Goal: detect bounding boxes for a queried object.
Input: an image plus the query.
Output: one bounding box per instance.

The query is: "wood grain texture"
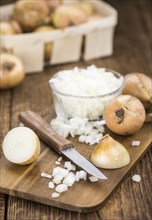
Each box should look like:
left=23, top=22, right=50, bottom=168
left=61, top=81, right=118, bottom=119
left=0, top=78, right=12, bottom=220
left=0, top=194, right=5, bottom=220
left=0, top=0, right=152, bottom=219
left=0, top=113, right=151, bottom=212
left=6, top=196, right=100, bottom=220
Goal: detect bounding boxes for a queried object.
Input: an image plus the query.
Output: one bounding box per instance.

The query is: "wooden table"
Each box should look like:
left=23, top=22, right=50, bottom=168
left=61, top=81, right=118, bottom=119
left=0, top=0, right=152, bottom=219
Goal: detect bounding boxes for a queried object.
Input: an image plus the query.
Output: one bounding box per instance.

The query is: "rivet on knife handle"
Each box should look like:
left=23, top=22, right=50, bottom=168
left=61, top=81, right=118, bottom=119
left=19, top=111, right=73, bottom=154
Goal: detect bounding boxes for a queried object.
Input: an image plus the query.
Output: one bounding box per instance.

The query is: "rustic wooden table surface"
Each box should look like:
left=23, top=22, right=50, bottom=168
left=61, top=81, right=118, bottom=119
left=0, top=0, right=152, bottom=219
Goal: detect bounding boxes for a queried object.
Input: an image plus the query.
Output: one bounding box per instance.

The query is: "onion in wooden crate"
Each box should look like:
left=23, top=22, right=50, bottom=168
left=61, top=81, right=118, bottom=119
left=0, top=0, right=117, bottom=73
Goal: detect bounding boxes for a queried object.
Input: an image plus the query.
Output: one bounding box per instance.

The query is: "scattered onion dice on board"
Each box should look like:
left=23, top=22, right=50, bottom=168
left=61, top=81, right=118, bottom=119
left=41, top=159, right=100, bottom=198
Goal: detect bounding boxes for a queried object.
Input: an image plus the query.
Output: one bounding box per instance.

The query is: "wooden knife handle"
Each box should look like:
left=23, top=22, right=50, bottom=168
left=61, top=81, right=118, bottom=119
left=19, top=111, right=73, bottom=153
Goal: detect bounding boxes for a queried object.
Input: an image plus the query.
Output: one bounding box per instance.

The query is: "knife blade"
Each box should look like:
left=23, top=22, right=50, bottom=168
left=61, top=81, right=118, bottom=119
left=19, top=111, right=107, bottom=180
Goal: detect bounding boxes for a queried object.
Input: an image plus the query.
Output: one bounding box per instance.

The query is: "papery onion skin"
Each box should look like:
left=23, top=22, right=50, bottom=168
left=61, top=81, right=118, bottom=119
left=52, top=5, right=87, bottom=28
left=46, top=0, right=63, bottom=10
left=0, top=53, right=25, bottom=89
left=75, top=2, right=94, bottom=16
left=0, top=20, right=22, bottom=35
left=123, top=73, right=152, bottom=109
left=91, top=134, right=130, bottom=169
left=103, top=95, right=146, bottom=135
left=0, top=21, right=16, bottom=35
left=10, top=20, right=23, bottom=34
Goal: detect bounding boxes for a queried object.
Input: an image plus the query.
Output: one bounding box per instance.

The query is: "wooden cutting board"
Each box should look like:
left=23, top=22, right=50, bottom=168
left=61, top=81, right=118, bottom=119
left=0, top=113, right=151, bottom=213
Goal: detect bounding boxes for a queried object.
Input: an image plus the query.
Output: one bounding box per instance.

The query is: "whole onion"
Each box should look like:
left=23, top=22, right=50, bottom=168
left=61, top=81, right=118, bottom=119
left=103, top=95, right=146, bottom=135
left=0, top=20, right=22, bottom=35
left=0, top=53, right=25, bottom=89
left=52, top=5, right=87, bottom=28
left=13, top=0, right=51, bottom=32
left=123, top=73, right=152, bottom=109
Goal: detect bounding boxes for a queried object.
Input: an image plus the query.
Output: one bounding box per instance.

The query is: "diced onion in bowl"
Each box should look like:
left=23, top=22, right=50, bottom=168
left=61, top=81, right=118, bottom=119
left=49, top=65, right=124, bottom=120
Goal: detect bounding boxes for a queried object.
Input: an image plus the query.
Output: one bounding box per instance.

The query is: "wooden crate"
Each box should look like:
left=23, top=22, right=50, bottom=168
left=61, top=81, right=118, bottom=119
left=0, top=0, right=117, bottom=73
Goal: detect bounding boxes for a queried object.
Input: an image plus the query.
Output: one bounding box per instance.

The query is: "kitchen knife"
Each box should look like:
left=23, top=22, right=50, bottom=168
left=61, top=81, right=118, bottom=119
left=19, top=111, right=107, bottom=180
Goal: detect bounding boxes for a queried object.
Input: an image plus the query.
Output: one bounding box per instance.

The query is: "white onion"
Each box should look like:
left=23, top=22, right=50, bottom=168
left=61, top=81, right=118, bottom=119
left=64, top=161, right=76, bottom=171
left=77, top=170, right=87, bottom=180
left=49, top=65, right=124, bottom=119
left=41, top=158, right=100, bottom=199
left=51, top=192, right=60, bottom=198
left=55, top=184, right=68, bottom=193
left=2, top=127, right=40, bottom=165
left=63, top=172, right=76, bottom=187
left=41, top=172, right=52, bottom=179
left=52, top=174, right=63, bottom=184
left=132, top=174, right=141, bottom=182
left=131, top=141, right=140, bottom=146
left=57, top=156, right=63, bottom=162
left=48, top=181, right=55, bottom=189
left=52, top=167, right=69, bottom=178
left=89, top=176, right=99, bottom=182
left=51, top=116, right=105, bottom=145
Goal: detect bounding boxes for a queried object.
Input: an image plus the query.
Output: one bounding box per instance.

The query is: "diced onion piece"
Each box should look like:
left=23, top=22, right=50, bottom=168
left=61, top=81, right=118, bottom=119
left=79, top=170, right=87, bottom=180
left=19, top=123, right=24, bottom=127
left=132, top=174, right=141, bottom=182
left=93, top=120, right=106, bottom=128
left=57, top=156, right=63, bottom=162
left=64, top=161, right=76, bottom=171
left=75, top=171, right=80, bottom=182
left=63, top=172, right=76, bottom=186
left=55, top=184, right=68, bottom=193
left=52, top=192, right=60, bottom=198
left=52, top=167, right=69, bottom=178
left=41, top=172, right=52, bottom=179
left=48, top=181, right=55, bottom=189
left=75, top=170, right=87, bottom=181
left=89, top=176, right=99, bottom=182
left=131, top=141, right=140, bottom=146
left=78, top=135, right=86, bottom=143
left=52, top=174, right=63, bottom=184
left=55, top=161, right=60, bottom=165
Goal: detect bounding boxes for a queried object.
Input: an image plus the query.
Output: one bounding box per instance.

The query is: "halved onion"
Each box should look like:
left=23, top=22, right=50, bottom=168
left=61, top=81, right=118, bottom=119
left=2, top=127, right=40, bottom=165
